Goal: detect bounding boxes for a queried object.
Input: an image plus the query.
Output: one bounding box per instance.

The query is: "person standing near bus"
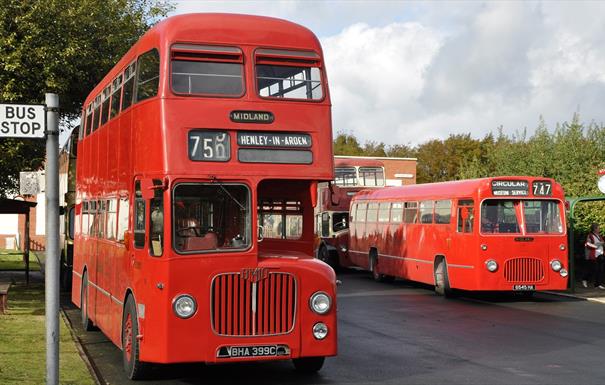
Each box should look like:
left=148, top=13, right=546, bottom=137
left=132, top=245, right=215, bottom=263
left=583, top=223, right=605, bottom=289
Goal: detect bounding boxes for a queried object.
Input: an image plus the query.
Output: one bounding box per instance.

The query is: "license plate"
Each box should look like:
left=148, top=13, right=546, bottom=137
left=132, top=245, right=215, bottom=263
left=216, top=344, right=290, bottom=359
left=513, top=284, right=535, bottom=291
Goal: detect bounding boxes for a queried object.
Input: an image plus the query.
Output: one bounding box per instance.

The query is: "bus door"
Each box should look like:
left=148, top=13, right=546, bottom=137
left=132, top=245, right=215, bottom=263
left=451, top=199, right=476, bottom=289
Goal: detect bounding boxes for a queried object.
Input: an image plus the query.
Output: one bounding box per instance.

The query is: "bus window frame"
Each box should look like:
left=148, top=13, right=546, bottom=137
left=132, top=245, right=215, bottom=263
left=254, top=47, right=325, bottom=103
left=169, top=43, right=246, bottom=99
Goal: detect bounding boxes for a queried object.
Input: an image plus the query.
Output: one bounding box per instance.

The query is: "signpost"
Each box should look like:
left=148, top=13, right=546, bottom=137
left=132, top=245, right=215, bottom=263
left=1, top=96, right=60, bottom=385
left=0, top=103, right=45, bottom=138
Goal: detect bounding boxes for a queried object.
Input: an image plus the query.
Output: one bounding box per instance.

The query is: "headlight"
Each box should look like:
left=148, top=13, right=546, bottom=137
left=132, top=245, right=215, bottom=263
left=559, top=268, right=568, bottom=277
left=309, top=291, right=331, bottom=315
left=173, top=294, right=197, bottom=319
left=485, top=259, right=498, bottom=272
left=313, top=322, right=328, bottom=340
left=550, top=260, right=562, bottom=272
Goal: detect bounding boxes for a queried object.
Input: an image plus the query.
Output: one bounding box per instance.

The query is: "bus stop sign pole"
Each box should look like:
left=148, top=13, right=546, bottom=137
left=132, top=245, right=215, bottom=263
left=45, top=93, right=60, bottom=385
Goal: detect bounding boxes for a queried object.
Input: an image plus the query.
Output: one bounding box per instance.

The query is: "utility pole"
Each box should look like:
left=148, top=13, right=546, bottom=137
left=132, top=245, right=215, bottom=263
left=45, top=93, right=60, bottom=385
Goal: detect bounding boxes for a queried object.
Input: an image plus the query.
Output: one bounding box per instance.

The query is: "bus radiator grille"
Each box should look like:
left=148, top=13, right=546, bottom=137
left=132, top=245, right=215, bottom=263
left=211, top=272, right=297, bottom=336
left=503, top=257, right=545, bottom=283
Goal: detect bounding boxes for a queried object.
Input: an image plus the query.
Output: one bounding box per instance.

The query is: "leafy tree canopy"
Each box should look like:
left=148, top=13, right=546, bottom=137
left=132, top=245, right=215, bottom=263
left=0, top=0, right=172, bottom=196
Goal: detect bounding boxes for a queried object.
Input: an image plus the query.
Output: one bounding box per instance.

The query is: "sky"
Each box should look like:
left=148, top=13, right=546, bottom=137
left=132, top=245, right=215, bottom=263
left=171, top=0, right=605, bottom=147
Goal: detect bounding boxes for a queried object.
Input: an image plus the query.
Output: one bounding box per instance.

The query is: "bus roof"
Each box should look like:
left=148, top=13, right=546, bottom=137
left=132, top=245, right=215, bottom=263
left=352, top=176, right=563, bottom=201
left=85, top=13, right=323, bottom=105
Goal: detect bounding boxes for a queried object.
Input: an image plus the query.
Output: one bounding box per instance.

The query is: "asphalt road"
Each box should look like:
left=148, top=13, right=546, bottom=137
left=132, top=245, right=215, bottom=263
left=62, top=269, right=605, bottom=385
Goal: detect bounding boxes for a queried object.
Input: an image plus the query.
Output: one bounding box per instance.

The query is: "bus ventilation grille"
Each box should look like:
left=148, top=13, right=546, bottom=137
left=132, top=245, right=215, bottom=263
left=211, top=272, right=297, bottom=336
left=504, top=257, right=545, bottom=283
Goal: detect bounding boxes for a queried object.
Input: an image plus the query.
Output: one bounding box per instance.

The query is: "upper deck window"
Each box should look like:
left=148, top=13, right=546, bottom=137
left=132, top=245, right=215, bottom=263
left=136, top=49, right=160, bottom=102
left=255, top=48, right=323, bottom=100
left=171, top=44, right=244, bottom=97
left=359, top=167, right=385, bottom=187
left=335, top=167, right=357, bottom=187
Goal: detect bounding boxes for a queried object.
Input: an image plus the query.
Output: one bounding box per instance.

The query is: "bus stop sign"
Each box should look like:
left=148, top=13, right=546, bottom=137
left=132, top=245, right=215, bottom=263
left=0, top=103, right=46, bottom=138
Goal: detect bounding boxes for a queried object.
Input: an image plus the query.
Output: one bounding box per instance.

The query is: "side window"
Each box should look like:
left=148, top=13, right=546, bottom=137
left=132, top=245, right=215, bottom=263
left=134, top=181, right=146, bottom=248
left=85, top=104, right=93, bottom=136
left=435, top=200, right=452, bottom=224
left=378, top=202, right=390, bottom=223
left=149, top=180, right=164, bottom=256
left=110, top=74, right=123, bottom=119
left=97, top=200, right=106, bottom=239
left=117, top=196, right=129, bottom=242
left=100, top=85, right=111, bottom=126
left=89, top=200, right=97, bottom=236
left=419, top=200, right=434, bottom=224
left=391, top=202, right=403, bottom=223
left=321, top=212, right=330, bottom=237
left=457, top=199, right=474, bottom=233
left=92, top=95, right=101, bottom=132
left=404, top=202, right=418, bottom=224
left=366, top=202, right=379, bottom=222
left=122, top=61, right=136, bottom=111
left=106, top=199, right=117, bottom=240
left=136, top=49, right=160, bottom=102
left=81, top=201, right=89, bottom=236
left=356, top=203, right=367, bottom=223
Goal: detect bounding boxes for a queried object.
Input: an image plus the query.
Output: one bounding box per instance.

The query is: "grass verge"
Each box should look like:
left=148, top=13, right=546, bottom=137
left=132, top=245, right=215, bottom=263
left=0, top=282, right=95, bottom=385
left=0, top=250, right=40, bottom=271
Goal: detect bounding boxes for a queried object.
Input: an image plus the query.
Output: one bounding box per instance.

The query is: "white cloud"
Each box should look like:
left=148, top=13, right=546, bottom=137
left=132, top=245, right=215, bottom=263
left=322, top=22, right=442, bottom=143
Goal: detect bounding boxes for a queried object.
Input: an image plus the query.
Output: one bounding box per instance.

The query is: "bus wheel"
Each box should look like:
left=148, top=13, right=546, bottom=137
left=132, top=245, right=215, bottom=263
left=370, top=253, right=394, bottom=283
left=434, top=259, right=453, bottom=297
left=81, top=271, right=95, bottom=331
left=318, top=246, right=337, bottom=269
left=122, top=296, right=150, bottom=380
left=292, top=356, right=325, bottom=373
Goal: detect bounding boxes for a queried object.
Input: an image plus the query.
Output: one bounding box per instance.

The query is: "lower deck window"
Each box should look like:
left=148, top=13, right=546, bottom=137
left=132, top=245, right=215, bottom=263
left=173, top=183, right=250, bottom=252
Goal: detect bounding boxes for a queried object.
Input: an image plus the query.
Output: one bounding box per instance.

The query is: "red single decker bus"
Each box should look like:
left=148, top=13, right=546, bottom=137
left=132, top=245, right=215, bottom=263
left=71, top=14, right=337, bottom=379
left=349, top=177, right=568, bottom=296
left=315, top=157, right=385, bottom=268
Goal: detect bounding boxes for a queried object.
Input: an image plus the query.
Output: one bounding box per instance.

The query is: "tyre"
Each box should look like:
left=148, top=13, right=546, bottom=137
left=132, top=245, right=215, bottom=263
left=434, top=258, right=454, bottom=297
left=370, top=252, right=394, bottom=283
left=292, top=356, right=325, bottom=373
left=318, top=245, right=338, bottom=270
left=122, top=296, right=150, bottom=380
left=81, top=271, right=95, bottom=331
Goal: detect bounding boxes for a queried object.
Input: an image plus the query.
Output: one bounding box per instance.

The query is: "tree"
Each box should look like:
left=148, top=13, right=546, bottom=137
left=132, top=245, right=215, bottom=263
left=333, top=131, right=364, bottom=156
left=0, top=0, right=172, bottom=196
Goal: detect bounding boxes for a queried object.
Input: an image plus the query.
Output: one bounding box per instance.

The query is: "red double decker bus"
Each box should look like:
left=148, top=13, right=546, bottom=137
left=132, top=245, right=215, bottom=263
left=315, top=157, right=385, bottom=268
left=71, top=14, right=337, bottom=379
left=349, top=177, right=568, bottom=296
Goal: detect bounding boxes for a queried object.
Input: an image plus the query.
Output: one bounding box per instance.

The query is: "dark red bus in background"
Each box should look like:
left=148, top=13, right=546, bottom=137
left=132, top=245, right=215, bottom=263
left=72, top=13, right=337, bottom=379
left=315, top=157, right=385, bottom=268
left=349, top=177, right=568, bottom=296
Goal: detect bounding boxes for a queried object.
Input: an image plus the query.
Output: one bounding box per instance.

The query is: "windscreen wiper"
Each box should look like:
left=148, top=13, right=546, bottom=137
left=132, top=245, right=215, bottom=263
left=210, top=176, right=247, bottom=212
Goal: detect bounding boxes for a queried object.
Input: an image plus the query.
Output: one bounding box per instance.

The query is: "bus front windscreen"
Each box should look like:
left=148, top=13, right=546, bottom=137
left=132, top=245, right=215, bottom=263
left=523, top=200, right=563, bottom=234
left=173, top=183, right=250, bottom=252
left=481, top=199, right=563, bottom=235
